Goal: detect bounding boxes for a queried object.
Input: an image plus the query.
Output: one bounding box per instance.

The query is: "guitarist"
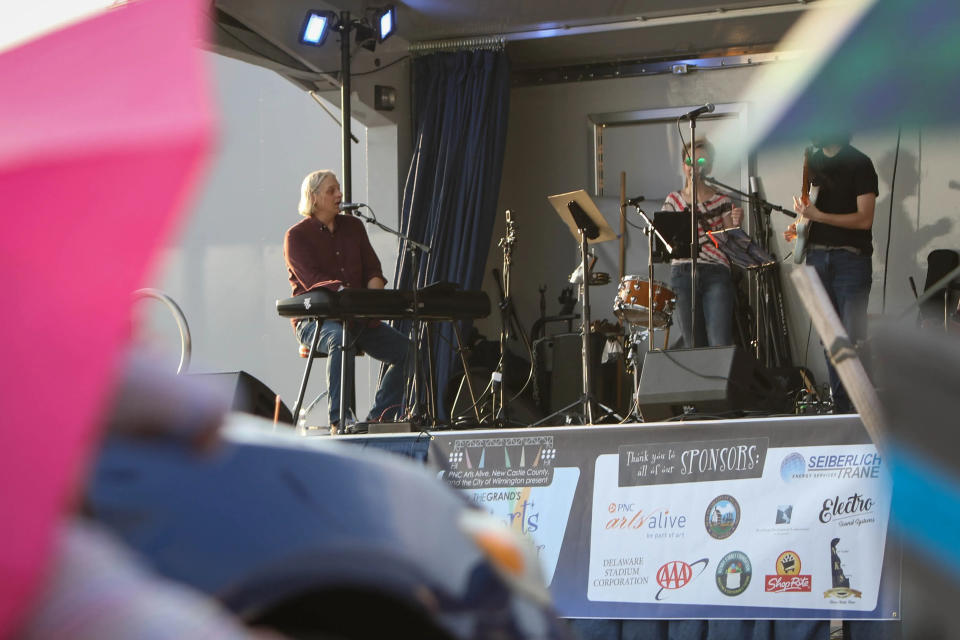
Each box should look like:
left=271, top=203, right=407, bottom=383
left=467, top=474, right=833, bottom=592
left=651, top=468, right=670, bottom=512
left=784, top=131, right=879, bottom=413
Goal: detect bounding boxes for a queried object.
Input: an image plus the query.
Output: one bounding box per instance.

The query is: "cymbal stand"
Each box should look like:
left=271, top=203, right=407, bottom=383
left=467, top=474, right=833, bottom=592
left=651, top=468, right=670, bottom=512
left=492, top=210, right=518, bottom=424
left=623, top=325, right=648, bottom=421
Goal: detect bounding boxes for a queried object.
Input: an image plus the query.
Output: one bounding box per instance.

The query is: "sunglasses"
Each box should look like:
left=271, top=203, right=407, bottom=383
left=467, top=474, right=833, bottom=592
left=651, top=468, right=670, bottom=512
left=684, top=156, right=708, bottom=166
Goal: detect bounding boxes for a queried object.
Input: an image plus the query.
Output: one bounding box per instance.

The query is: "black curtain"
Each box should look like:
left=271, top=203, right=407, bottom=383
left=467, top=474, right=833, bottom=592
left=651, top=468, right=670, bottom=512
left=393, top=49, right=511, bottom=419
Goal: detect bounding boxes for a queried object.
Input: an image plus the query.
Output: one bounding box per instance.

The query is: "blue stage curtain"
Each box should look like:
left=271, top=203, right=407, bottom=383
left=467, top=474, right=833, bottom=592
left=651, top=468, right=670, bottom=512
left=393, top=49, right=511, bottom=420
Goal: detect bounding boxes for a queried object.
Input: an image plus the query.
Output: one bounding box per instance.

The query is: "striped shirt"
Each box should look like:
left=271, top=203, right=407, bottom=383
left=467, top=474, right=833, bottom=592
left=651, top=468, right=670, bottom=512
left=662, top=190, right=732, bottom=268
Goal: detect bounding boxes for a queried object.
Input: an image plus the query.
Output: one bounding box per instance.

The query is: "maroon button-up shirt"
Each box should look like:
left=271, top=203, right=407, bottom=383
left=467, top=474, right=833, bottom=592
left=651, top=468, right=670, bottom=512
left=284, top=214, right=386, bottom=328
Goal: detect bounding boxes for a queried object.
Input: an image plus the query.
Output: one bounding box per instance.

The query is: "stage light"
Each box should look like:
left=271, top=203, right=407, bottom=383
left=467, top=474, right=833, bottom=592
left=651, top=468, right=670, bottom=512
left=300, top=10, right=334, bottom=46
left=377, top=5, right=396, bottom=42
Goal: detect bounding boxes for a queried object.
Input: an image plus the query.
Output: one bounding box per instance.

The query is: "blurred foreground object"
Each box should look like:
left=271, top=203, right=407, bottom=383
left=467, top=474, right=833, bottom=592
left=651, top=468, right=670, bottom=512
left=872, top=325, right=960, bottom=561
left=104, top=352, right=230, bottom=452
left=86, top=416, right=572, bottom=639
left=789, top=266, right=886, bottom=448
left=0, top=0, right=214, bottom=632
left=792, top=266, right=960, bottom=637
left=873, top=326, right=960, bottom=640
left=714, top=0, right=960, bottom=155
left=16, top=519, right=278, bottom=639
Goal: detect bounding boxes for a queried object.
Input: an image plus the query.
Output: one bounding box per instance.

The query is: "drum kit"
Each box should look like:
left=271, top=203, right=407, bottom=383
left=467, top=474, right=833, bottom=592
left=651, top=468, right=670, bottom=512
left=613, top=275, right=675, bottom=331
left=541, top=179, right=776, bottom=423
left=612, top=276, right=676, bottom=413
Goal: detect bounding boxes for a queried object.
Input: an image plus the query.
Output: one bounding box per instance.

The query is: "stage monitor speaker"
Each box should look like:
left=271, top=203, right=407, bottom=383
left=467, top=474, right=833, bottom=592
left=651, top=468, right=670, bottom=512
left=636, top=346, right=773, bottom=422
left=189, top=371, right=293, bottom=425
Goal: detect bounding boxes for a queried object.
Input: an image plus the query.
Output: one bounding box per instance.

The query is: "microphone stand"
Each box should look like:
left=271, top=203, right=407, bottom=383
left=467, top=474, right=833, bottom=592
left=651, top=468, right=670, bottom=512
left=702, top=176, right=791, bottom=218
left=352, top=209, right=431, bottom=255
left=632, top=204, right=674, bottom=351
left=702, top=175, right=794, bottom=368
left=688, top=114, right=700, bottom=348
left=627, top=204, right=674, bottom=421
left=351, top=208, right=432, bottom=424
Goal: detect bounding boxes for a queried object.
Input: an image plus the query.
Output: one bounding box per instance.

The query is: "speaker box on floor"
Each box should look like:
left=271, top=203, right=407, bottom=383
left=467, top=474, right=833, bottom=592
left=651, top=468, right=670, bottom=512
left=636, top=346, right=774, bottom=422
left=190, top=371, right=294, bottom=425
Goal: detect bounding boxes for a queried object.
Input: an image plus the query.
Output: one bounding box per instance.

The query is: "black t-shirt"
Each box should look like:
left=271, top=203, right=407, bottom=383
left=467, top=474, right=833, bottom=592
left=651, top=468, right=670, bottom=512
left=808, top=144, right=879, bottom=256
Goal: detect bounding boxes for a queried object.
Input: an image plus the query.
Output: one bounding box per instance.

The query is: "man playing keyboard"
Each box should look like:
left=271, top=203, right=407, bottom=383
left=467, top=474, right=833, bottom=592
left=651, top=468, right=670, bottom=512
left=283, top=169, right=409, bottom=433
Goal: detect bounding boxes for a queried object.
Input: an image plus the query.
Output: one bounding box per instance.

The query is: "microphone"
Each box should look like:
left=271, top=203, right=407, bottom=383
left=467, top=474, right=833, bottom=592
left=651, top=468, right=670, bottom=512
left=626, top=195, right=645, bottom=206
left=339, top=202, right=365, bottom=212
left=679, top=103, right=715, bottom=120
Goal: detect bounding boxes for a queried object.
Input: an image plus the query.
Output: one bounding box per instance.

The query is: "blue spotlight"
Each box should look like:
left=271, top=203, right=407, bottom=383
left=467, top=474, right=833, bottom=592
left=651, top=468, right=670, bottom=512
left=300, top=11, right=333, bottom=46
left=377, top=5, right=396, bottom=42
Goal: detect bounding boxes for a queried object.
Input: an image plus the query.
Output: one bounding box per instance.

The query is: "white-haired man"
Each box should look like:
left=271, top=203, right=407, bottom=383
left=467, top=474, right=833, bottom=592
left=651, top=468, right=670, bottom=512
left=284, top=170, right=409, bottom=432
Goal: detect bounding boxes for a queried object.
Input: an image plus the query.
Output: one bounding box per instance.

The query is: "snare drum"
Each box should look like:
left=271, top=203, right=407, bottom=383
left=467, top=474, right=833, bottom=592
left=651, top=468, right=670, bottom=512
left=613, top=275, right=675, bottom=327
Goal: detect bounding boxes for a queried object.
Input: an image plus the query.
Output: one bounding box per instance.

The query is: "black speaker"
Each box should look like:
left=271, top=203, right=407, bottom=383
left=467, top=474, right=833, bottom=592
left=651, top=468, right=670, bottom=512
left=189, top=371, right=294, bottom=424
left=544, top=333, right=588, bottom=413
left=535, top=332, right=618, bottom=413
left=636, top=346, right=773, bottom=421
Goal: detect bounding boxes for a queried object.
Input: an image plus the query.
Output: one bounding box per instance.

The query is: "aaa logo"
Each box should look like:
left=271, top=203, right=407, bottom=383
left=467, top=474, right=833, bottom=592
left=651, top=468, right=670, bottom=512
left=654, top=558, right=709, bottom=601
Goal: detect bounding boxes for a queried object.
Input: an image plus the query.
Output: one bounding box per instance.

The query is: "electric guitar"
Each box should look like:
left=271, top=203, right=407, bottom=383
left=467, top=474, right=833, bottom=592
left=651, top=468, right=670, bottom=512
left=792, top=146, right=816, bottom=264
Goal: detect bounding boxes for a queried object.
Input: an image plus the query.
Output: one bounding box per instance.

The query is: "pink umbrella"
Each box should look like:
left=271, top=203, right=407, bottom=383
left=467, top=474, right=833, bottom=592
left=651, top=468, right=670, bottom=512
left=0, top=0, right=214, bottom=633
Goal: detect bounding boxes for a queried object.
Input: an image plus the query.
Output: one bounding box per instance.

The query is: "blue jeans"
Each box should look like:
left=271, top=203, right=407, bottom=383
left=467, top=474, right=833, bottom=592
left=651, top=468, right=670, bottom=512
left=805, top=248, right=872, bottom=413
left=296, top=320, right=410, bottom=423
left=670, top=262, right=734, bottom=348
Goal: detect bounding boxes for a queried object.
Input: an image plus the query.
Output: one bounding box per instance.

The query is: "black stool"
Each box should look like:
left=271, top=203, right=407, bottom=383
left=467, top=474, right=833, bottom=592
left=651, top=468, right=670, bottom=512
left=290, top=328, right=329, bottom=432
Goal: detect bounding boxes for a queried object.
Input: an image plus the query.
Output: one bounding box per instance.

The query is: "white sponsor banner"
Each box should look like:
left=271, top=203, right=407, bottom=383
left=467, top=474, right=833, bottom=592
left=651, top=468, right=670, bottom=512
left=587, top=444, right=890, bottom=611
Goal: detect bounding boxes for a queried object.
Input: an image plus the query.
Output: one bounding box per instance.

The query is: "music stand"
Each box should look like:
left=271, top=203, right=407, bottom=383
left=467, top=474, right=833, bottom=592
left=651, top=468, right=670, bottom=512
left=652, top=210, right=694, bottom=262
left=707, top=228, right=776, bottom=270
left=537, top=189, right=620, bottom=425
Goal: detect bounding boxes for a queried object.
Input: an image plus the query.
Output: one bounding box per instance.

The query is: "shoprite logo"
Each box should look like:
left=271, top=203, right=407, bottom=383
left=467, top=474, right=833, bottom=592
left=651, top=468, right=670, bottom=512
left=655, top=558, right=709, bottom=601
left=705, top=495, right=740, bottom=539
left=765, top=550, right=811, bottom=593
